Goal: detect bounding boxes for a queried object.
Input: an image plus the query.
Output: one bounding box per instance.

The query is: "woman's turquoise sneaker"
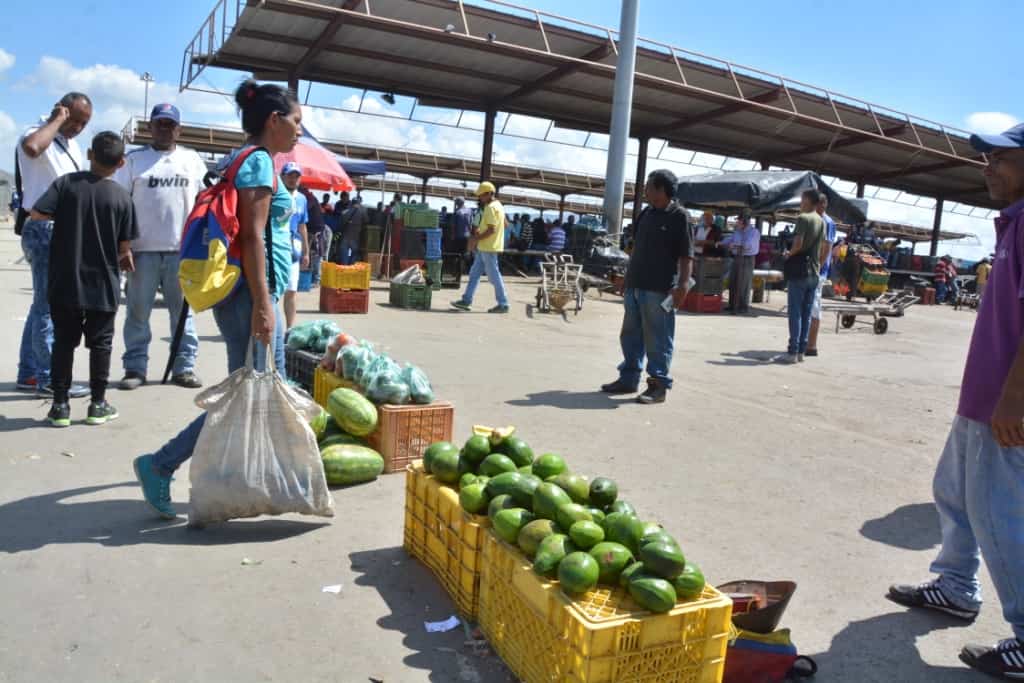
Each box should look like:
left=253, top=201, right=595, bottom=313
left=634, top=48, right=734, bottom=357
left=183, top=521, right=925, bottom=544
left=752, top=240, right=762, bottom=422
left=133, top=455, right=176, bottom=520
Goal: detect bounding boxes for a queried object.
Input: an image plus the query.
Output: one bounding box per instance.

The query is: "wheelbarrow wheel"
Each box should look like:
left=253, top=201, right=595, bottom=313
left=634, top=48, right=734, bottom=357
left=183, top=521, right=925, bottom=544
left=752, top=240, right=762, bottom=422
left=536, top=288, right=545, bottom=312
left=873, top=318, right=889, bottom=335
left=840, top=315, right=856, bottom=329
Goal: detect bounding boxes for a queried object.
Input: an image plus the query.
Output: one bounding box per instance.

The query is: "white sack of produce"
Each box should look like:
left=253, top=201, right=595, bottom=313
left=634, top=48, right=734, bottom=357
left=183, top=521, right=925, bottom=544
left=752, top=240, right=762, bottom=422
left=188, top=353, right=335, bottom=525
left=391, top=265, right=426, bottom=285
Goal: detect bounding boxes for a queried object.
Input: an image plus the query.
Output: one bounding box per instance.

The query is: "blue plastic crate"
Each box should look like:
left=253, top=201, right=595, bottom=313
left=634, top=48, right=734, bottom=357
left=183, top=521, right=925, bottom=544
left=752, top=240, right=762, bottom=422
left=298, top=269, right=313, bottom=292
left=425, top=228, right=443, bottom=260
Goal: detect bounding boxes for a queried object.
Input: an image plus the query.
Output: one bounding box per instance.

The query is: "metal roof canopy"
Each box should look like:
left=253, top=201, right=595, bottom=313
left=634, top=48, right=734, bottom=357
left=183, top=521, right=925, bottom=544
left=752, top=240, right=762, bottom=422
left=128, top=118, right=635, bottom=199
left=771, top=209, right=970, bottom=243
left=182, top=0, right=994, bottom=212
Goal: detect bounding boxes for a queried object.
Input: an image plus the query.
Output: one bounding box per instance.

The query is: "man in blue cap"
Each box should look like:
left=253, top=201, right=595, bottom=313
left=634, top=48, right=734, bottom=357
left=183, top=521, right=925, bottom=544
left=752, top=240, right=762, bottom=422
left=889, top=121, right=1024, bottom=679
left=115, top=103, right=207, bottom=390
left=280, top=161, right=308, bottom=330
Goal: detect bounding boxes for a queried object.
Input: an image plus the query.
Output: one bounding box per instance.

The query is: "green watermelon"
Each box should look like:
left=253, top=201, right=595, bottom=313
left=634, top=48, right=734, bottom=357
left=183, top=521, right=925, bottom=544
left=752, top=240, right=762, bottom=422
left=431, top=447, right=461, bottom=484
left=461, top=435, right=492, bottom=467
left=326, top=388, right=378, bottom=437
left=628, top=575, right=677, bottom=613
left=568, top=520, right=604, bottom=550
left=639, top=542, right=687, bottom=580
left=459, top=482, right=490, bottom=515
left=488, top=494, right=518, bottom=519
left=321, top=444, right=384, bottom=486
left=485, top=472, right=525, bottom=499
left=603, top=512, right=639, bottom=551
left=672, top=562, right=705, bottom=600
left=586, top=508, right=606, bottom=526
left=479, top=453, right=517, bottom=477
left=532, top=453, right=567, bottom=480
left=559, top=552, right=599, bottom=595
left=533, top=482, right=573, bottom=521
left=589, top=542, right=634, bottom=584
left=309, top=409, right=330, bottom=439
left=318, top=433, right=365, bottom=450
left=423, top=441, right=458, bottom=474
left=555, top=503, right=593, bottom=532
left=589, top=477, right=618, bottom=508
left=550, top=472, right=589, bottom=505
left=517, top=519, right=558, bottom=558
left=493, top=508, right=534, bottom=544
left=533, top=534, right=575, bottom=578
left=498, top=437, right=535, bottom=467
left=459, top=472, right=478, bottom=489
left=607, top=500, right=636, bottom=516
left=618, top=561, right=645, bottom=588
left=639, top=529, right=679, bottom=551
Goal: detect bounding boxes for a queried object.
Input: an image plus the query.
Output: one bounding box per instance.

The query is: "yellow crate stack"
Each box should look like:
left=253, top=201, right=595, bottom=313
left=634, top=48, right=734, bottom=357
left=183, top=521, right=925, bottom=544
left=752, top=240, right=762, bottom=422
left=478, top=532, right=733, bottom=683
left=321, top=261, right=371, bottom=290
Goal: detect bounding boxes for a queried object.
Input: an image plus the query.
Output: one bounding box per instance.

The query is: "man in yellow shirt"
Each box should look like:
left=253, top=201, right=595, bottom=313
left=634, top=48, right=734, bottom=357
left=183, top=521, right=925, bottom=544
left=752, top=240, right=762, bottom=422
left=976, top=257, right=992, bottom=298
left=451, top=181, right=509, bottom=313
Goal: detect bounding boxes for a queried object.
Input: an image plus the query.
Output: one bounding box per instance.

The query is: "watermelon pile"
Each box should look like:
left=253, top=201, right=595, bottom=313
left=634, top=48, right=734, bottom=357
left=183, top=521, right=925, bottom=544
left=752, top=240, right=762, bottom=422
left=310, top=390, right=384, bottom=486
left=424, top=427, right=706, bottom=613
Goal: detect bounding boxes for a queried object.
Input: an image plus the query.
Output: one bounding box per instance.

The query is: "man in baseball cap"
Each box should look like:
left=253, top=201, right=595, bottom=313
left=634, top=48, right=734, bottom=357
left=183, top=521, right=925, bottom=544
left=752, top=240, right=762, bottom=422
left=889, top=119, right=1024, bottom=679
left=451, top=180, right=509, bottom=313
left=280, top=162, right=308, bottom=329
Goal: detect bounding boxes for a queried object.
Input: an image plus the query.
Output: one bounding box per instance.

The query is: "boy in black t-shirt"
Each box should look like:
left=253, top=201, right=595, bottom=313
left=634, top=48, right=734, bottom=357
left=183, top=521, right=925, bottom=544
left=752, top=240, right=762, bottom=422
left=31, top=131, right=138, bottom=427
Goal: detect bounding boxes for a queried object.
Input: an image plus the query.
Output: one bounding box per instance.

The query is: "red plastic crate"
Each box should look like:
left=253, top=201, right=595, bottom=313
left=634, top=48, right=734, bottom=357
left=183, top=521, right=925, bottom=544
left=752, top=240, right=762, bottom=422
left=684, top=292, right=723, bottom=313
left=319, top=287, right=369, bottom=314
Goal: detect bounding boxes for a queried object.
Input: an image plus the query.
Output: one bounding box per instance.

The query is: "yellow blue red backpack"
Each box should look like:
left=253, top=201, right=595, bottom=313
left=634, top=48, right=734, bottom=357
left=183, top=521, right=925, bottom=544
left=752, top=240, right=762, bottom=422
left=178, top=146, right=276, bottom=312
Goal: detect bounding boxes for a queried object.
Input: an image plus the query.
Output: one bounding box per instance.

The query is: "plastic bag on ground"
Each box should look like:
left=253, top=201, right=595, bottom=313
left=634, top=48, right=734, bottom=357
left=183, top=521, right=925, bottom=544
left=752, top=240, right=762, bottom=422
left=188, top=352, right=335, bottom=525
left=402, top=363, right=434, bottom=404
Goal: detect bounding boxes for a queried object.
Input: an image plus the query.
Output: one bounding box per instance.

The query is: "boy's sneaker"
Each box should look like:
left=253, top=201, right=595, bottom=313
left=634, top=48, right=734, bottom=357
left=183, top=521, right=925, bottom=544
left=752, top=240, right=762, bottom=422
left=450, top=300, right=471, bottom=312
left=960, top=638, right=1024, bottom=679
left=86, top=401, right=119, bottom=426
left=887, top=580, right=980, bottom=621
left=38, top=383, right=90, bottom=399
left=16, top=378, right=38, bottom=391
left=133, top=454, right=176, bottom=520
left=47, top=402, right=71, bottom=428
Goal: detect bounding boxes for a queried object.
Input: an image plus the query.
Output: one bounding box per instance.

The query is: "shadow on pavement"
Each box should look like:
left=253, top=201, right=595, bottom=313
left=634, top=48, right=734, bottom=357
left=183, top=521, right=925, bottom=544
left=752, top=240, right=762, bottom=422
left=811, top=608, right=972, bottom=682
left=0, top=483, right=328, bottom=553
left=506, top=390, right=624, bottom=410
left=349, top=546, right=509, bottom=682
left=860, top=502, right=941, bottom=551
left=706, top=350, right=782, bottom=367
left=0, top=414, right=46, bottom=431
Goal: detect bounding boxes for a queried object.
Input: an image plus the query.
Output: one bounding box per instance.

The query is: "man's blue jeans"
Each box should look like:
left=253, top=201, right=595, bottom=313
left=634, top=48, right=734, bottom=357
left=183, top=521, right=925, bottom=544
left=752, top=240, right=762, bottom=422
left=151, top=286, right=285, bottom=477
left=936, top=281, right=948, bottom=303
left=786, top=275, right=818, bottom=354
left=17, top=220, right=54, bottom=385
left=123, top=251, right=198, bottom=377
left=460, top=251, right=508, bottom=307
left=339, top=239, right=359, bottom=265
left=617, top=288, right=675, bottom=389
left=930, top=416, right=1024, bottom=640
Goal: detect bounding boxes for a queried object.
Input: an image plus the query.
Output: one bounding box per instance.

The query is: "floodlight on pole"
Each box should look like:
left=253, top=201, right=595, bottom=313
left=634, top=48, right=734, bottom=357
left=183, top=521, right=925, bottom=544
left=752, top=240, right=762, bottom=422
left=141, top=72, right=155, bottom=114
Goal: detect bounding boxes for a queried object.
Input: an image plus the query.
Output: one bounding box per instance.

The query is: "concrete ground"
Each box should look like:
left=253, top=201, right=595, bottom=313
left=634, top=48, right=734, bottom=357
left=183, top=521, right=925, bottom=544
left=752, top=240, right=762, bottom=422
left=0, top=225, right=1004, bottom=683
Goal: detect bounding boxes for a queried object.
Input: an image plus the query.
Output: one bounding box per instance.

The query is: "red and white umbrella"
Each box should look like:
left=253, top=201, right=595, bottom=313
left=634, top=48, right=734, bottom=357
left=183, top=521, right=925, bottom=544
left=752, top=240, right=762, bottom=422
left=274, top=125, right=354, bottom=192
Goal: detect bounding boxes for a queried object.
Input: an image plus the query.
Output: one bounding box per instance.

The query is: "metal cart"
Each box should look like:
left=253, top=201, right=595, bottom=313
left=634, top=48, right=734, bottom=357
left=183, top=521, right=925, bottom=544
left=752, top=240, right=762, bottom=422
left=533, top=253, right=584, bottom=315
left=822, top=290, right=919, bottom=335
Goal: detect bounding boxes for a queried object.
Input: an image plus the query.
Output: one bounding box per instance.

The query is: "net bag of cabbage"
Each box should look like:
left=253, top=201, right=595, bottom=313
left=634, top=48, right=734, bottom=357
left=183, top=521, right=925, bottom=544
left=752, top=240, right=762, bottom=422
left=187, top=348, right=334, bottom=526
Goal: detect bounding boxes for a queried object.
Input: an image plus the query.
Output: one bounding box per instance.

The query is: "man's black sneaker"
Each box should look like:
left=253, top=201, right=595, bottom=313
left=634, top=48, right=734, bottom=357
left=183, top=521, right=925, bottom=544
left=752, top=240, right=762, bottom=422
left=960, top=638, right=1024, bottom=679
left=600, top=379, right=637, bottom=394
left=637, top=378, right=667, bottom=405
left=47, top=402, right=71, bottom=428
left=86, top=401, right=119, bottom=426
left=887, top=580, right=979, bottom=621
left=119, top=372, right=146, bottom=390
left=805, top=349, right=819, bottom=357
left=488, top=305, right=510, bottom=314
left=450, top=300, right=471, bottom=312
left=171, top=371, right=203, bottom=389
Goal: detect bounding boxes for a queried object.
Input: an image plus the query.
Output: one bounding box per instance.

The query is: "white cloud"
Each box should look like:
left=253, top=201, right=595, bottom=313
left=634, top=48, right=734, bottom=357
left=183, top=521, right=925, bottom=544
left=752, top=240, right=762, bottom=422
left=0, top=49, right=14, bottom=75
left=0, top=110, right=17, bottom=176
left=965, top=112, right=1019, bottom=135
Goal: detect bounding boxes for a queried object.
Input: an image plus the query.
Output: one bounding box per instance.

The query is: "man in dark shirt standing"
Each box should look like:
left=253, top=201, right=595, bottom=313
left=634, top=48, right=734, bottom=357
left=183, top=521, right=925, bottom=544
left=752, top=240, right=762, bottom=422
left=299, top=184, right=326, bottom=286
left=31, top=131, right=138, bottom=427
left=600, top=169, right=693, bottom=404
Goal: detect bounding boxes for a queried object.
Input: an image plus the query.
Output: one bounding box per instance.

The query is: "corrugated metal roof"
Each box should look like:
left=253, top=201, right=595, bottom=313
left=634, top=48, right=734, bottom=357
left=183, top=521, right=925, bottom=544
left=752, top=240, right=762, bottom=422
left=181, top=0, right=994, bottom=209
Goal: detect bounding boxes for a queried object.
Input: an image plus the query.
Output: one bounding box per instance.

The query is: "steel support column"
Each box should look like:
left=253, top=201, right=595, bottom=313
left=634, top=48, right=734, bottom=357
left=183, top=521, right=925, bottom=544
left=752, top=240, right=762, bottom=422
left=632, top=137, right=649, bottom=224
left=558, top=194, right=566, bottom=221
left=856, top=181, right=865, bottom=198
left=288, top=75, right=299, bottom=95
left=930, top=198, right=944, bottom=257
left=760, top=160, right=770, bottom=170
left=480, top=108, right=496, bottom=182
left=420, top=177, right=429, bottom=202
left=602, top=0, right=639, bottom=237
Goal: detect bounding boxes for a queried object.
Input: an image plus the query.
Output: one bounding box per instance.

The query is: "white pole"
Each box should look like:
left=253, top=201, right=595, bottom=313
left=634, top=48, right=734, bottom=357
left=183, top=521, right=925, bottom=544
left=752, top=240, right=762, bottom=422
left=603, top=0, right=640, bottom=237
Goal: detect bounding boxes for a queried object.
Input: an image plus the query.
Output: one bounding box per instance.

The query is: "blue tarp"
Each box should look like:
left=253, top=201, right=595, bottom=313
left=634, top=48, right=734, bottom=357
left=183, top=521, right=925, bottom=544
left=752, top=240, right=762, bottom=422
left=336, top=157, right=386, bottom=177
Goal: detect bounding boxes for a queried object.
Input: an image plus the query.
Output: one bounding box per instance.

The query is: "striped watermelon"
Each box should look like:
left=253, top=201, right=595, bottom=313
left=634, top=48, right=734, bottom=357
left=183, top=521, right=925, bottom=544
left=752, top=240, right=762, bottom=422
left=321, top=444, right=384, bottom=486
left=326, top=388, right=378, bottom=437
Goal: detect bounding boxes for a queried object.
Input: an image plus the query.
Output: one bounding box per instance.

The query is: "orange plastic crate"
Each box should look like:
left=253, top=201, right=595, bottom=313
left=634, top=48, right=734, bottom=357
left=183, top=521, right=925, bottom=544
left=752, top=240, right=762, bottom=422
left=478, top=532, right=732, bottom=683
left=403, top=462, right=489, bottom=618
left=367, top=402, right=454, bottom=473
left=319, top=287, right=369, bottom=314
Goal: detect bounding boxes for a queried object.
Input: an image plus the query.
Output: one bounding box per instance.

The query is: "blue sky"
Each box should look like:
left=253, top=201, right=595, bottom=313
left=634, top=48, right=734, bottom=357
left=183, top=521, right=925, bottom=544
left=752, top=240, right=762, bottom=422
left=1, top=0, right=1020, bottom=256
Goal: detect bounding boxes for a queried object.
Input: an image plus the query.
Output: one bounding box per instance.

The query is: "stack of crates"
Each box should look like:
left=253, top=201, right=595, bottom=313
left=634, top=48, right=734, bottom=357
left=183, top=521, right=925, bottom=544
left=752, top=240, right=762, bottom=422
left=424, top=229, right=442, bottom=291
left=694, top=257, right=727, bottom=295
left=320, top=262, right=371, bottom=314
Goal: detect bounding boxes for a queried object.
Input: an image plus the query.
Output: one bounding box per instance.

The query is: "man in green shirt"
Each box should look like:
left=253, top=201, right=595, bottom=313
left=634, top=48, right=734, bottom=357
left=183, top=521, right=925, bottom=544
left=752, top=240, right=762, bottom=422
left=783, top=189, right=825, bottom=364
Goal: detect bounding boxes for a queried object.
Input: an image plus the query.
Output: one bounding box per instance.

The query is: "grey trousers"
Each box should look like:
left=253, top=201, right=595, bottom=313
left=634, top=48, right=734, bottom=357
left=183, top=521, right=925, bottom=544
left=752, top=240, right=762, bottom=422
left=730, top=255, right=755, bottom=311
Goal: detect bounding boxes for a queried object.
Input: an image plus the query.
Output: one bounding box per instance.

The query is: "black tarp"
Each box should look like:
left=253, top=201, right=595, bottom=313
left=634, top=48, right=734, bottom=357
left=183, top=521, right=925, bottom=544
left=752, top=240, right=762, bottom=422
left=675, top=170, right=867, bottom=224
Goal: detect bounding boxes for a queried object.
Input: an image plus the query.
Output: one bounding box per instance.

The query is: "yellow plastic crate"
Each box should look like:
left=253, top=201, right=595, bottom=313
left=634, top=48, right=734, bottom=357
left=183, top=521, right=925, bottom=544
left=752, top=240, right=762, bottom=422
left=321, top=261, right=371, bottom=290
left=403, top=462, right=489, bottom=618
left=478, top=532, right=731, bottom=683
left=313, top=367, right=361, bottom=407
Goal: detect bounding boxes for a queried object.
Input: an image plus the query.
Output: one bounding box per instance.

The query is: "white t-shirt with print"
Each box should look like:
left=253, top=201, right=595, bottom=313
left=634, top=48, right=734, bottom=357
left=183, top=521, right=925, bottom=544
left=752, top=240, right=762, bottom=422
left=17, top=117, right=84, bottom=210
left=115, top=145, right=208, bottom=252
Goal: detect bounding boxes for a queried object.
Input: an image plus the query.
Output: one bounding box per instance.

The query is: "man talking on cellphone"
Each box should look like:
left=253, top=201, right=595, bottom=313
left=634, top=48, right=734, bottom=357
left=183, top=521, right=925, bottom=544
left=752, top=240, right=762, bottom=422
left=15, top=93, right=93, bottom=398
